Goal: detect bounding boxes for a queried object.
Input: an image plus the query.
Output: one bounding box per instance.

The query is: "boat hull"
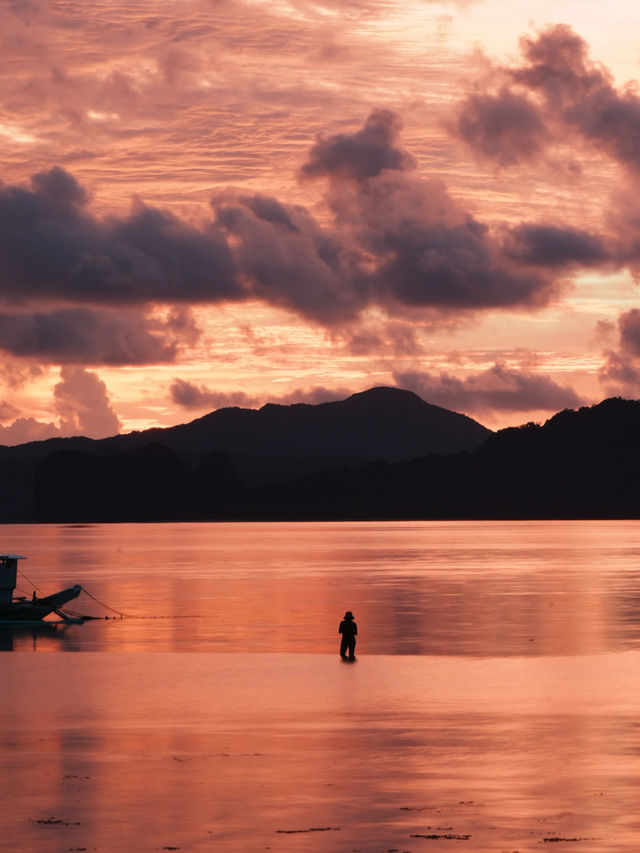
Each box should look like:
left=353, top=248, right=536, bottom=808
left=0, top=585, right=83, bottom=621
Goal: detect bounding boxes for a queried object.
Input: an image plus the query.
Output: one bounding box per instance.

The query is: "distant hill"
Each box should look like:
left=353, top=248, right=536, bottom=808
left=111, top=385, right=492, bottom=481
left=240, top=397, right=640, bottom=520
left=26, top=392, right=640, bottom=523
left=3, top=386, right=491, bottom=522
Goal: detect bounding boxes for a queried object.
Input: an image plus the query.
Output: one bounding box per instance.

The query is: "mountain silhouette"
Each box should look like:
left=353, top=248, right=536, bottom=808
left=118, top=386, right=492, bottom=480
left=243, top=396, right=640, bottom=520
left=6, top=386, right=490, bottom=522
left=21, top=391, right=640, bottom=523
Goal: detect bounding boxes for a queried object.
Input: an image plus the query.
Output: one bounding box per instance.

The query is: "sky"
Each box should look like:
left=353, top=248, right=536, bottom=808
left=3, top=0, right=640, bottom=442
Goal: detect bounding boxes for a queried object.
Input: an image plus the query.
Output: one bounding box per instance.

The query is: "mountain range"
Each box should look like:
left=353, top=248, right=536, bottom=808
left=7, top=387, right=488, bottom=522
left=1, top=386, right=638, bottom=522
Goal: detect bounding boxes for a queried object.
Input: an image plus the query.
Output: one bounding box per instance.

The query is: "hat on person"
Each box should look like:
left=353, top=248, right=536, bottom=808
left=344, top=611, right=354, bottom=620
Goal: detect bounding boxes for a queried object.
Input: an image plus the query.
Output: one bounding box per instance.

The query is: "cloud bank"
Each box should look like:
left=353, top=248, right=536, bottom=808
left=0, top=105, right=576, bottom=368
left=0, top=366, right=121, bottom=445
left=454, top=24, right=640, bottom=174
left=600, top=309, right=640, bottom=395
left=396, top=364, right=586, bottom=415
left=169, top=378, right=354, bottom=411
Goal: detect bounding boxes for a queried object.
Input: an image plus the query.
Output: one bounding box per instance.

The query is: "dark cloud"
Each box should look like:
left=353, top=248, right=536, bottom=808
left=298, top=108, right=416, bottom=182
left=284, top=385, right=354, bottom=405
left=600, top=309, right=640, bottom=395
left=0, top=109, right=602, bottom=336
left=0, top=169, right=240, bottom=306
left=298, top=110, right=558, bottom=312
left=54, top=366, right=121, bottom=438
left=503, top=223, right=610, bottom=267
left=368, top=204, right=552, bottom=309
left=218, top=165, right=556, bottom=319
left=327, top=168, right=555, bottom=309
left=396, top=363, right=585, bottom=414
left=0, top=307, right=191, bottom=364
left=455, top=24, right=640, bottom=174
left=455, top=88, right=548, bottom=166
left=514, top=25, right=598, bottom=111
left=618, top=308, right=640, bottom=356
left=600, top=349, right=640, bottom=392
left=170, top=378, right=353, bottom=411
left=331, top=321, right=421, bottom=357
left=215, top=191, right=366, bottom=323
left=31, top=165, right=91, bottom=209
left=170, top=379, right=257, bottom=410
left=516, top=26, right=640, bottom=171
left=0, top=363, right=43, bottom=390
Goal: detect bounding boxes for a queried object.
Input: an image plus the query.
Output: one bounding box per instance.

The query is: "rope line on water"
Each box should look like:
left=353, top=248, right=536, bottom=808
left=15, top=570, right=206, bottom=621
left=78, top=586, right=130, bottom=618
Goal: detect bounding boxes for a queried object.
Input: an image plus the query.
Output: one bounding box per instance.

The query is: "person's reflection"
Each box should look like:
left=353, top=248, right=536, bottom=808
left=339, top=610, right=357, bottom=660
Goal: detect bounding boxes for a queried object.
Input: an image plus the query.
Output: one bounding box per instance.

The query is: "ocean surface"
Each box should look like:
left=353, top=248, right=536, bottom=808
left=2, top=520, right=640, bottom=851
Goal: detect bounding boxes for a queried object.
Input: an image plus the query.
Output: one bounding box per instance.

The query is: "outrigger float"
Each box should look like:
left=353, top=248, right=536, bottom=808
left=0, top=554, right=83, bottom=623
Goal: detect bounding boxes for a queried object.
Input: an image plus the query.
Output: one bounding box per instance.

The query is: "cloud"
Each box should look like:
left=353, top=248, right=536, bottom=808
left=299, top=108, right=416, bottom=182
left=454, top=24, right=640, bottom=174
left=502, top=223, right=610, bottom=268
left=215, top=190, right=365, bottom=323
left=455, top=88, right=548, bottom=166
left=170, top=379, right=257, bottom=410
left=0, top=401, right=20, bottom=423
left=0, top=363, right=43, bottom=389
left=331, top=321, right=422, bottom=356
left=53, top=366, right=121, bottom=438
left=170, top=378, right=354, bottom=411
left=0, top=307, right=195, bottom=364
left=0, top=167, right=240, bottom=306
left=0, top=366, right=121, bottom=445
left=0, top=109, right=608, bottom=340
left=396, top=363, right=585, bottom=414
left=0, top=417, right=61, bottom=447
left=600, top=308, right=640, bottom=395
left=218, top=110, right=561, bottom=320
left=514, top=25, right=640, bottom=171
left=617, top=309, right=640, bottom=357
left=323, top=169, right=554, bottom=310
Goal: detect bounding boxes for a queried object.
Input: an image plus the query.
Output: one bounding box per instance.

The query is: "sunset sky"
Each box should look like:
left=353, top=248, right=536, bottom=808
left=3, top=0, right=640, bottom=442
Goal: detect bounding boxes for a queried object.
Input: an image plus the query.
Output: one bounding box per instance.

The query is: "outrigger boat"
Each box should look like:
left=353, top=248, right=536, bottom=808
left=0, top=554, right=82, bottom=622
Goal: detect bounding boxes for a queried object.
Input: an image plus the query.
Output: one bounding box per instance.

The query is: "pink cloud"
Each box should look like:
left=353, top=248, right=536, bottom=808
left=395, top=363, right=585, bottom=414
left=0, top=367, right=121, bottom=445
left=455, top=24, right=640, bottom=175
left=54, top=366, right=121, bottom=438
left=169, top=379, right=354, bottom=411
left=600, top=308, right=640, bottom=396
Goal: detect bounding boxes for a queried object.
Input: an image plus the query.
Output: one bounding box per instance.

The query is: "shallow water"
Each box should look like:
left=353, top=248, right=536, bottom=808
left=5, top=519, right=640, bottom=655
left=2, top=521, right=640, bottom=851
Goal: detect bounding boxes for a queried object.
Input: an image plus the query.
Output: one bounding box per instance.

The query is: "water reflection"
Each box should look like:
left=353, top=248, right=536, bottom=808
left=0, top=622, right=82, bottom=652
left=3, top=521, right=640, bottom=851
left=1, top=520, right=639, bottom=654
left=2, top=652, right=640, bottom=851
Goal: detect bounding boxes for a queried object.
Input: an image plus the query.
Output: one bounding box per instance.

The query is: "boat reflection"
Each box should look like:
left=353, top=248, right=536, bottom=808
left=0, top=621, right=84, bottom=651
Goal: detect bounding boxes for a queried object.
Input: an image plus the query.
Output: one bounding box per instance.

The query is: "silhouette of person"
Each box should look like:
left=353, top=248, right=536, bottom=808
left=339, top=610, right=357, bottom=660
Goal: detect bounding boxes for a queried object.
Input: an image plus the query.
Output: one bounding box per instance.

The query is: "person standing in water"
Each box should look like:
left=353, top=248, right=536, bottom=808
left=339, top=611, right=357, bottom=660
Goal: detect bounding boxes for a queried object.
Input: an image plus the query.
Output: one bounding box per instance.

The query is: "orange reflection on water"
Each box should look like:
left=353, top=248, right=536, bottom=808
left=2, top=652, right=640, bottom=851
left=2, top=520, right=640, bottom=655
left=3, top=521, right=640, bottom=850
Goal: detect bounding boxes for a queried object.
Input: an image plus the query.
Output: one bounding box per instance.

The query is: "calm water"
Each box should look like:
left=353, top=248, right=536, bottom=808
left=4, top=519, right=640, bottom=654
left=1, top=520, right=640, bottom=851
